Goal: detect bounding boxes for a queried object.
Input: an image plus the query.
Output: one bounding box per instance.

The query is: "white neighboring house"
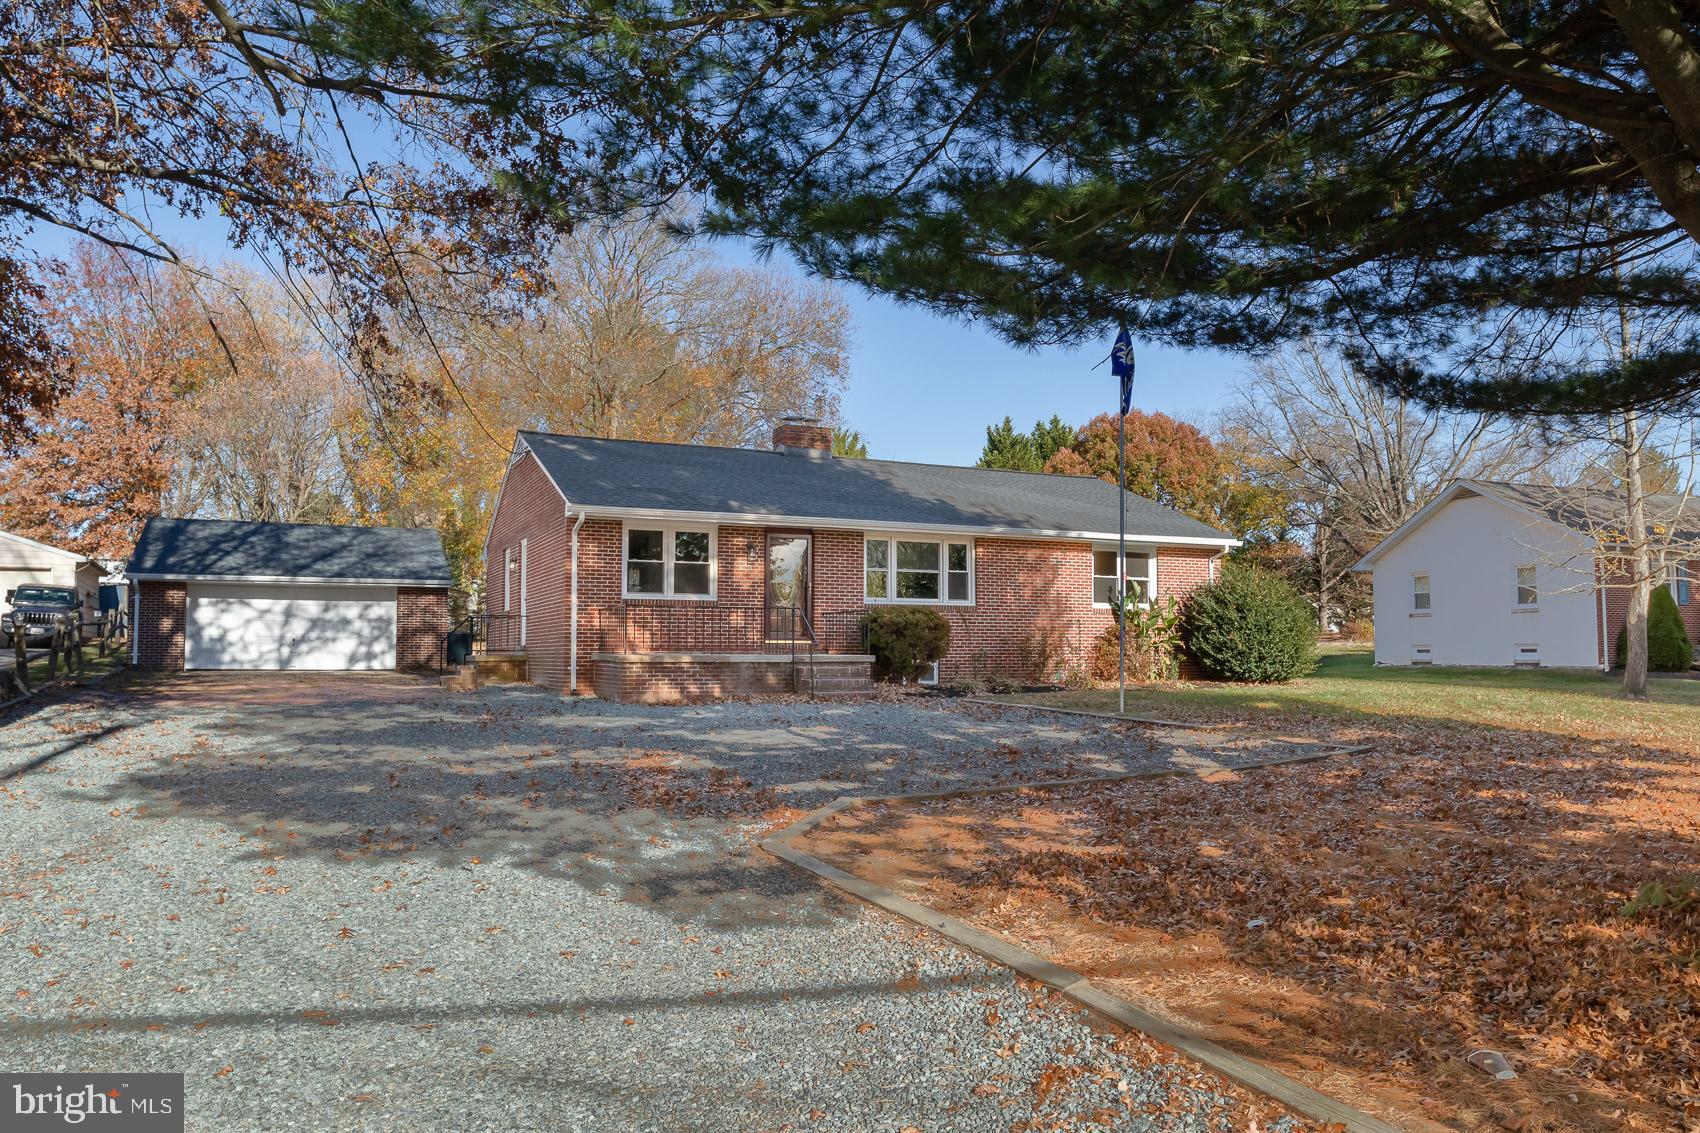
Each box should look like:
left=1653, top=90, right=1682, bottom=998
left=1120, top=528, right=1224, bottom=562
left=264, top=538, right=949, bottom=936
left=0, top=530, right=104, bottom=622
left=1353, top=480, right=1699, bottom=669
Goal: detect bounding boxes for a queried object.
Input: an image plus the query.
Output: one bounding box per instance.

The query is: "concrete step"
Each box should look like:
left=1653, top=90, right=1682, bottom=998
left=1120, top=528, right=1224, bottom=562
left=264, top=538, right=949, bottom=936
left=475, top=653, right=528, bottom=683
left=440, top=664, right=478, bottom=692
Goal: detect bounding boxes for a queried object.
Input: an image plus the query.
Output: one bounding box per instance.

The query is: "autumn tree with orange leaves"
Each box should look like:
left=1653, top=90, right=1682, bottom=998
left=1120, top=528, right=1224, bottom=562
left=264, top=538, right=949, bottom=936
left=0, top=246, right=221, bottom=557
left=1042, top=411, right=1285, bottom=540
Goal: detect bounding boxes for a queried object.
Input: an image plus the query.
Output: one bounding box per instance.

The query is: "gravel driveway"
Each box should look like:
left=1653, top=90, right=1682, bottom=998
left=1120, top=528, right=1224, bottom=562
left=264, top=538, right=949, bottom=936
left=0, top=677, right=1316, bottom=1132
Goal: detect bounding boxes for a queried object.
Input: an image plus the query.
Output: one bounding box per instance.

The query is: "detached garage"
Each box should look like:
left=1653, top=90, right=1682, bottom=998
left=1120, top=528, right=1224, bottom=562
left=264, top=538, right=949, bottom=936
left=127, top=518, right=453, bottom=672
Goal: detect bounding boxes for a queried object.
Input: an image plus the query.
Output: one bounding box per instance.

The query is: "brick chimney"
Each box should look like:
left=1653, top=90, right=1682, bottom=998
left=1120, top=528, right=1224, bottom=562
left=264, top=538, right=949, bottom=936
left=773, top=416, right=833, bottom=457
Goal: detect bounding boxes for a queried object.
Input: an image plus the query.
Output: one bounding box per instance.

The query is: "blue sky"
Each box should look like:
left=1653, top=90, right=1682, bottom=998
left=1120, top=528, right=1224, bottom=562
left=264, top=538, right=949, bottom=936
left=831, top=288, right=1245, bottom=466
left=23, top=197, right=1249, bottom=469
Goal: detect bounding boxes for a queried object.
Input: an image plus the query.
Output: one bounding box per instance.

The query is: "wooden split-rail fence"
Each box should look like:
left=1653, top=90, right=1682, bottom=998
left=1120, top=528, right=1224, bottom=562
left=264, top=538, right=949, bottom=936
left=3, top=610, right=127, bottom=701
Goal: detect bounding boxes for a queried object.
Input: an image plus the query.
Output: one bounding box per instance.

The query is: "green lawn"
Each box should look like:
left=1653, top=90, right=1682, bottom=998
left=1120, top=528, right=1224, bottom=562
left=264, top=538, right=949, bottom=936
left=998, top=647, right=1700, bottom=749
left=6, top=645, right=126, bottom=695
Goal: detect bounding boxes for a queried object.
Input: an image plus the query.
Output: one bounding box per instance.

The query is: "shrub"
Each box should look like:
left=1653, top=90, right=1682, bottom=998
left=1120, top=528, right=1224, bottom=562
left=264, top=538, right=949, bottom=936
left=1014, top=624, right=1069, bottom=683
left=862, top=606, right=951, bottom=682
left=1091, top=596, right=1183, bottom=683
left=1614, top=586, right=1695, bottom=671
left=1341, top=616, right=1374, bottom=643
left=1181, top=564, right=1318, bottom=683
left=984, top=673, right=1024, bottom=694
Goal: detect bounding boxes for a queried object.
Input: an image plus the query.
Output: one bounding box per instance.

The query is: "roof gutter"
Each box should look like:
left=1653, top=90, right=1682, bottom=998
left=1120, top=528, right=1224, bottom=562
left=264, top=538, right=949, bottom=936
left=570, top=505, right=1238, bottom=548
left=124, top=573, right=453, bottom=587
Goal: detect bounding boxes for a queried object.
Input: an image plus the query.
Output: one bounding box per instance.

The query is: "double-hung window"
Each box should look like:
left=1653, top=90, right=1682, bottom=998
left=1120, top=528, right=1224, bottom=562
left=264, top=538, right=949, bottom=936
left=1092, top=548, right=1155, bottom=607
left=1412, top=573, right=1431, bottom=612
left=1515, top=565, right=1537, bottom=607
left=1666, top=561, right=1692, bottom=606
left=624, top=525, right=716, bottom=599
left=864, top=536, right=972, bottom=603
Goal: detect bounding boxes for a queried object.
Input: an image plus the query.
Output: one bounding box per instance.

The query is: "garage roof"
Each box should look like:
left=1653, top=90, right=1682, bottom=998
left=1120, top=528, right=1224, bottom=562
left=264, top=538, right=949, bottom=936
left=127, top=518, right=453, bottom=586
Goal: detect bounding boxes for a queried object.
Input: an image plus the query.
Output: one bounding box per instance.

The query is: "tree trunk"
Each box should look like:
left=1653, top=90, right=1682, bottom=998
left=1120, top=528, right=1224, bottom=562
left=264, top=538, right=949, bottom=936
left=1622, top=408, right=1651, bottom=699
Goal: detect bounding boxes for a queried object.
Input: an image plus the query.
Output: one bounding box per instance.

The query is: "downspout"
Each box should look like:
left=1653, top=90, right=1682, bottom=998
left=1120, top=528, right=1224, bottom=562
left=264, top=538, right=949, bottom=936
left=568, top=506, right=586, bottom=695
left=130, top=582, right=139, bottom=666
left=1595, top=551, right=1609, bottom=671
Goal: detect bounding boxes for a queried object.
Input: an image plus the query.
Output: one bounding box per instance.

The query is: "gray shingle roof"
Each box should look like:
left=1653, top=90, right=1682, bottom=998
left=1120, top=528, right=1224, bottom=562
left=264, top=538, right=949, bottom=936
left=1474, top=480, right=1700, bottom=545
left=518, top=431, right=1235, bottom=542
left=127, top=518, right=453, bottom=585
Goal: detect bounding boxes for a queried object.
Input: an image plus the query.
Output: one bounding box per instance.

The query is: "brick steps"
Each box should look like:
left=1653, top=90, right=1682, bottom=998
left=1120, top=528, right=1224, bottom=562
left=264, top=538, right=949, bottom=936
left=591, top=651, right=873, bottom=703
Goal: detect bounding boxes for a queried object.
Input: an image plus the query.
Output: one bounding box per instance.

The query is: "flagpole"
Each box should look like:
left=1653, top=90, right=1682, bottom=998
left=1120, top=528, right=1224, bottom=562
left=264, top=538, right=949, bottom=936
left=1118, top=401, right=1126, bottom=716
left=1107, top=328, right=1133, bottom=717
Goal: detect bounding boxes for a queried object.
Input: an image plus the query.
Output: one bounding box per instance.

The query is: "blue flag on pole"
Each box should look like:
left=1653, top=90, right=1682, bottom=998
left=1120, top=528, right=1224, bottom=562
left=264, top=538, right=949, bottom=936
left=1110, top=328, right=1134, bottom=414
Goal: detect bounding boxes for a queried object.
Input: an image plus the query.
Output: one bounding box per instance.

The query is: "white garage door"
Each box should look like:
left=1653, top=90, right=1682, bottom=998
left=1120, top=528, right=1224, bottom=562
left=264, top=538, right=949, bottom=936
left=185, top=583, right=397, bottom=671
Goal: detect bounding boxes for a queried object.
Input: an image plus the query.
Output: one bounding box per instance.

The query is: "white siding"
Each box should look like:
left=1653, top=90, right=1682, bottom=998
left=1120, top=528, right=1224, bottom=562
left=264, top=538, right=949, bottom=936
left=1370, top=495, right=1599, bottom=667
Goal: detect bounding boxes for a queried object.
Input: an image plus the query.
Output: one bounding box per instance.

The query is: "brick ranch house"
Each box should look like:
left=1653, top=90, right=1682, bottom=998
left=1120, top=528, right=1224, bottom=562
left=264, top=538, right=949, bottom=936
left=129, top=517, right=453, bottom=672
left=483, top=418, right=1239, bottom=702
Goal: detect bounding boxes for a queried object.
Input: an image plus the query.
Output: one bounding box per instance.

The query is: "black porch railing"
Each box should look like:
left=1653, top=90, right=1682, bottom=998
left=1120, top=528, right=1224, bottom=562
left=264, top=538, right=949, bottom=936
left=439, top=612, right=525, bottom=674
left=614, top=602, right=821, bottom=693
left=773, top=606, right=816, bottom=694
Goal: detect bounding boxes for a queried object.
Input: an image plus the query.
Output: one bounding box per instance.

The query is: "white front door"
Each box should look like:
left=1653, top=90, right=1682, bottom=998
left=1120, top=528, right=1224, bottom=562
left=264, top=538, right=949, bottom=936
left=185, top=583, right=397, bottom=671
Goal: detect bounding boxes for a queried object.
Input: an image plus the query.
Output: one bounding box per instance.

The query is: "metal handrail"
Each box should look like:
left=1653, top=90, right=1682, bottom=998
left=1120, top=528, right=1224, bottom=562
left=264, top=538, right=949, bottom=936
left=611, top=601, right=823, bottom=694
left=439, top=612, right=525, bottom=674
left=779, top=606, right=817, bottom=694
left=615, top=600, right=819, bottom=652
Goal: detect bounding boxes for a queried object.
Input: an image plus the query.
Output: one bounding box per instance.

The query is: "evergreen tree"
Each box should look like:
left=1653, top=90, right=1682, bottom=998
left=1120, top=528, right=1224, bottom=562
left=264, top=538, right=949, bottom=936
left=977, top=417, right=1041, bottom=472
left=832, top=427, right=869, bottom=458
left=1031, top=415, right=1077, bottom=467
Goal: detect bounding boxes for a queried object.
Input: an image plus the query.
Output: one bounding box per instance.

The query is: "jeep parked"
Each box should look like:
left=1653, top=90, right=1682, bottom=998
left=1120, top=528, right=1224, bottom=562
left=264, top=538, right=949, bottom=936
left=2, top=585, right=82, bottom=649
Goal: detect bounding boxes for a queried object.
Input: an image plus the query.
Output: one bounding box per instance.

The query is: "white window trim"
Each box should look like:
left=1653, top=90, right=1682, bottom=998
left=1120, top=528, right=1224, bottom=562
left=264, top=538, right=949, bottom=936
left=621, top=522, right=718, bottom=601
left=862, top=534, right=975, bottom=606
left=1091, top=544, right=1158, bottom=609
left=503, top=547, right=513, bottom=612
left=1664, top=560, right=1691, bottom=605
left=1412, top=571, right=1431, bottom=613
left=519, top=538, right=529, bottom=645
left=1514, top=562, right=1538, bottom=609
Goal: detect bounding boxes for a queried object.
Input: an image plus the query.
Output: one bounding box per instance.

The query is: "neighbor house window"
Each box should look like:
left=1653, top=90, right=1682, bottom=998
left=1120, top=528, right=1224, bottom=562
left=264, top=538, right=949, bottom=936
left=623, top=525, right=716, bottom=599
left=864, top=536, right=972, bottom=604
left=1093, top=548, right=1155, bottom=607
left=1413, top=574, right=1431, bottom=611
left=1515, top=565, right=1537, bottom=606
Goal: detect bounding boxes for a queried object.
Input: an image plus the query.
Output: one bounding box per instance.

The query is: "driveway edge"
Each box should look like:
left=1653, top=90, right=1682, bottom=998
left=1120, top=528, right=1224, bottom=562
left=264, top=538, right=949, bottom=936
left=760, top=742, right=1403, bottom=1133
left=964, top=696, right=1233, bottom=730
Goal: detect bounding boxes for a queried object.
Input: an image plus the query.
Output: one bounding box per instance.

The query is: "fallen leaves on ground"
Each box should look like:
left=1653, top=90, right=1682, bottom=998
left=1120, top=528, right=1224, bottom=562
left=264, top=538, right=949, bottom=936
left=856, top=717, right=1699, bottom=1131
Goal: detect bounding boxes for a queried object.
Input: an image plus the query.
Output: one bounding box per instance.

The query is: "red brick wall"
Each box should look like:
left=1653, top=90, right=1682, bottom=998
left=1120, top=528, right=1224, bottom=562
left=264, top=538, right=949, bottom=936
left=1598, top=556, right=1699, bottom=665
left=134, top=580, right=186, bottom=670
left=585, top=527, right=1220, bottom=684
left=486, top=457, right=1230, bottom=691
left=485, top=453, right=571, bottom=689
left=397, top=587, right=450, bottom=670
left=773, top=422, right=832, bottom=452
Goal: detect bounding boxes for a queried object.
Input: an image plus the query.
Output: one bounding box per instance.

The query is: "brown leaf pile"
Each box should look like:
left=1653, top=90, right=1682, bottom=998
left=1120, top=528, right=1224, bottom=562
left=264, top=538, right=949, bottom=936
left=951, top=727, right=1700, bottom=1126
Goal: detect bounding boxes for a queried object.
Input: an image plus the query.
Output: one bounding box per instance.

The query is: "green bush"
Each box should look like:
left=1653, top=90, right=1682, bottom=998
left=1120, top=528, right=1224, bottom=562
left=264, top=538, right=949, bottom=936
left=1614, top=586, right=1695, bottom=671
left=1180, top=565, right=1318, bottom=683
left=1091, top=595, right=1183, bottom=683
left=862, top=606, right=951, bottom=682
